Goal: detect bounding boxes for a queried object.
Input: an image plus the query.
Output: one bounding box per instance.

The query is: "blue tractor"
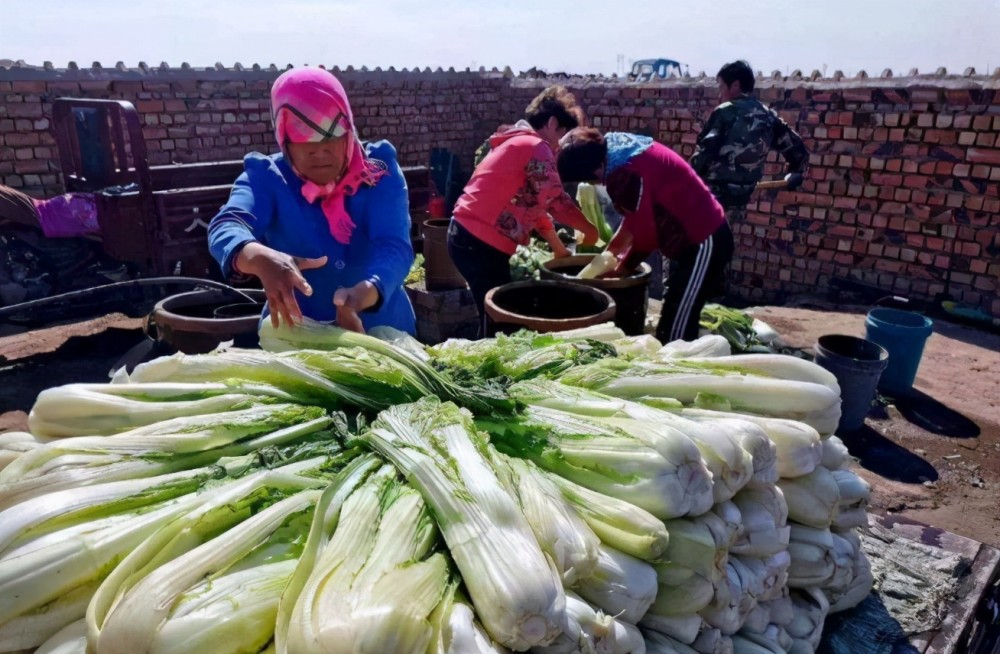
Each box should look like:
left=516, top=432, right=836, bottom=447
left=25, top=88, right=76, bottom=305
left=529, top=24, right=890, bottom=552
left=628, top=59, right=686, bottom=81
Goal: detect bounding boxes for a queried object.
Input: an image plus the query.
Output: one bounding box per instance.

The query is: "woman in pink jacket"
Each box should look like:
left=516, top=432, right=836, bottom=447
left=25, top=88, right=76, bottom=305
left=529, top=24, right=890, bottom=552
left=447, top=86, right=599, bottom=335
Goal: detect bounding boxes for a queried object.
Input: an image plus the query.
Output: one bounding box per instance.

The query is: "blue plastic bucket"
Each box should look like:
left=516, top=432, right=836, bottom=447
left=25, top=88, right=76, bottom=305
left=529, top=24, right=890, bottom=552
left=814, top=335, right=889, bottom=432
left=865, top=308, right=933, bottom=395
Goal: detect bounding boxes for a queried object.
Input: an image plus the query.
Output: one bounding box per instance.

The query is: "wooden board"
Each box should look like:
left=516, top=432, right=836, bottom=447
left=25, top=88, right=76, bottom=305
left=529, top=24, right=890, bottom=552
left=871, top=513, right=999, bottom=654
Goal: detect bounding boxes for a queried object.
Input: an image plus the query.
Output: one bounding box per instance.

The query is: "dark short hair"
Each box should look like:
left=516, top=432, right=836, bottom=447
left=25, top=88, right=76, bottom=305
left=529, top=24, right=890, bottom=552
left=525, top=85, right=582, bottom=131
left=556, top=127, right=607, bottom=184
left=717, top=60, right=755, bottom=93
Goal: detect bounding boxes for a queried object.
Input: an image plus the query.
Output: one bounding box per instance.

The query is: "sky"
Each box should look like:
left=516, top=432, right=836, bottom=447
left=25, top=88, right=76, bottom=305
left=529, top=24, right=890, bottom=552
left=2, top=0, right=998, bottom=77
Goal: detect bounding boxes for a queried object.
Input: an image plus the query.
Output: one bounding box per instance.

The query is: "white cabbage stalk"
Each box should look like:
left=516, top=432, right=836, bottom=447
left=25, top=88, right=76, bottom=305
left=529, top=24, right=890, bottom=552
left=657, top=335, right=732, bottom=360
left=27, top=381, right=291, bottom=438
left=559, top=358, right=841, bottom=433
left=428, top=583, right=510, bottom=654
left=732, top=552, right=791, bottom=603
left=85, top=459, right=329, bottom=648
left=0, top=465, right=219, bottom=556
left=698, top=563, right=754, bottom=636
left=683, top=411, right=822, bottom=479
left=786, top=588, right=829, bottom=650
left=733, top=623, right=792, bottom=654
left=273, top=456, right=382, bottom=652
left=0, top=496, right=194, bottom=642
left=712, top=501, right=745, bottom=549
left=576, top=544, right=658, bottom=625
left=128, top=349, right=351, bottom=407
left=640, top=615, right=703, bottom=646
left=553, top=322, right=628, bottom=343
left=671, top=355, right=840, bottom=395
left=35, top=618, right=87, bottom=654
left=823, top=530, right=863, bottom=594
left=365, top=398, right=566, bottom=650
left=578, top=251, right=618, bottom=279
left=826, top=540, right=873, bottom=613
left=760, top=589, right=794, bottom=627
left=674, top=420, right=753, bottom=505
left=711, top=419, right=778, bottom=488
left=93, top=490, right=320, bottom=654
left=367, top=324, right=431, bottom=361
left=786, top=525, right=843, bottom=589
left=534, top=590, right=644, bottom=654
left=730, top=486, right=790, bottom=558
left=597, top=415, right=717, bottom=516
left=0, top=432, right=52, bottom=472
left=740, top=604, right=770, bottom=634
left=498, top=456, right=601, bottom=586
left=3, top=458, right=319, bottom=651
left=612, top=335, right=665, bottom=359
left=830, top=470, right=870, bottom=530
left=483, top=405, right=713, bottom=520
left=820, top=436, right=850, bottom=470
left=776, top=467, right=841, bottom=529
left=788, top=638, right=816, bottom=654
left=661, top=513, right=733, bottom=583
left=3, top=403, right=324, bottom=484
left=283, top=467, right=449, bottom=654
left=153, top=559, right=297, bottom=653
left=731, top=633, right=784, bottom=654
left=508, top=382, right=730, bottom=512
left=0, top=409, right=330, bottom=511
left=0, top=581, right=97, bottom=653
left=728, top=558, right=768, bottom=605
left=691, top=627, right=732, bottom=654
left=549, top=473, right=669, bottom=562
left=649, top=571, right=716, bottom=617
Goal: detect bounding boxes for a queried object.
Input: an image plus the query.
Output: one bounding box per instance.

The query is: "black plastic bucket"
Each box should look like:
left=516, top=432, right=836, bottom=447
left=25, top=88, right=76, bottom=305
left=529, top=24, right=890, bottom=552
left=814, top=334, right=889, bottom=432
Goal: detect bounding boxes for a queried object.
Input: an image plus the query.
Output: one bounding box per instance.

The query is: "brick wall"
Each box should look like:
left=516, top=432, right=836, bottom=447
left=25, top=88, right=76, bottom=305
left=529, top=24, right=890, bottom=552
left=1, top=63, right=998, bottom=318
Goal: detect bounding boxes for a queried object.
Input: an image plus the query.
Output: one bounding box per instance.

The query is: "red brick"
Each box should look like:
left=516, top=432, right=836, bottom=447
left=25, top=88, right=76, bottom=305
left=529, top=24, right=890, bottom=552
left=971, top=165, right=992, bottom=179
left=958, top=132, right=977, bottom=145
left=972, top=116, right=992, bottom=130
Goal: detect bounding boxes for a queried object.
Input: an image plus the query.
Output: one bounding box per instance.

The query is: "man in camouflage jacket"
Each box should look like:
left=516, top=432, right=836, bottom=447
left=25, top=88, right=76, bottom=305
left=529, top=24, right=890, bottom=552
left=691, top=60, right=809, bottom=211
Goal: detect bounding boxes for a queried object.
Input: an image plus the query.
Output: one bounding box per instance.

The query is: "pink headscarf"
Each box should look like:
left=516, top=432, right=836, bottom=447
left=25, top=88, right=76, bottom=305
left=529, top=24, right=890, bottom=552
left=271, top=67, right=387, bottom=244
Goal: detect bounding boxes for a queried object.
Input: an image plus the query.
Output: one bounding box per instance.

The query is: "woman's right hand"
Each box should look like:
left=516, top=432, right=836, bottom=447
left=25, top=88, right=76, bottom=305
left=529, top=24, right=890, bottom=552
left=235, top=242, right=327, bottom=328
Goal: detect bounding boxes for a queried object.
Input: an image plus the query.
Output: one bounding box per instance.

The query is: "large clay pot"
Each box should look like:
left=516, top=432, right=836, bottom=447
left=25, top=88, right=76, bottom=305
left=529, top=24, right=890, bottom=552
left=484, top=280, right=616, bottom=336
left=148, top=289, right=265, bottom=354
left=541, top=254, right=651, bottom=336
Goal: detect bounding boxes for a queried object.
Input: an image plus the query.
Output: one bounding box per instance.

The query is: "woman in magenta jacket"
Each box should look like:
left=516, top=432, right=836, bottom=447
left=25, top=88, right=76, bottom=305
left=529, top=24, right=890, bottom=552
left=557, top=127, right=733, bottom=344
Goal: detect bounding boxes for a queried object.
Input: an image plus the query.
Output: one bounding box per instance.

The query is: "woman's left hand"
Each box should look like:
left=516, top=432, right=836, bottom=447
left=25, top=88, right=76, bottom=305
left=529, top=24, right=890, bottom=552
left=333, top=280, right=380, bottom=333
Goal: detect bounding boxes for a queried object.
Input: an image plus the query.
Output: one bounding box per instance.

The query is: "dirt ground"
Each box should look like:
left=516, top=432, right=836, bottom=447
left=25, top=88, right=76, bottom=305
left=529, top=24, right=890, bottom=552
left=750, top=302, right=1000, bottom=549
left=2, top=304, right=998, bottom=548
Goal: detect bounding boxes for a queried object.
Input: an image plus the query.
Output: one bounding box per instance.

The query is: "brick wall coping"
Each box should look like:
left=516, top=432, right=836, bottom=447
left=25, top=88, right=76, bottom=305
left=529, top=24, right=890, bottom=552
left=2, top=59, right=999, bottom=89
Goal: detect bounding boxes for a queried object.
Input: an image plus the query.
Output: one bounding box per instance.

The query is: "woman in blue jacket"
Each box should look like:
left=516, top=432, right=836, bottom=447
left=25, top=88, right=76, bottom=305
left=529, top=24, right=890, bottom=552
left=208, top=67, right=416, bottom=334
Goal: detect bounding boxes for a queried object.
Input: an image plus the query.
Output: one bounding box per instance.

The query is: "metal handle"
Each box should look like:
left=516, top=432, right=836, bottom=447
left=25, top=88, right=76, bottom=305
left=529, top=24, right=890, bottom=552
left=756, top=180, right=790, bottom=191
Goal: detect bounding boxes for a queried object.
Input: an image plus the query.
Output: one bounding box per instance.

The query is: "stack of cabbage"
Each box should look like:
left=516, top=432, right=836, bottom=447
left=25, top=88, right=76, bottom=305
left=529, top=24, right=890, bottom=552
left=0, top=322, right=872, bottom=654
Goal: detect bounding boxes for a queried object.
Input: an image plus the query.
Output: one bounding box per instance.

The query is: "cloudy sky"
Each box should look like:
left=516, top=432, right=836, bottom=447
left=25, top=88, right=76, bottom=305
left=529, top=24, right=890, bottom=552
left=2, top=0, right=997, bottom=77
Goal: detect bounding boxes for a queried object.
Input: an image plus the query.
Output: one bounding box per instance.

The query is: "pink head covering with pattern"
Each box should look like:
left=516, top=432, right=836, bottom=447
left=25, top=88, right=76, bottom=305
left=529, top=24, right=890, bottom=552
left=271, top=67, right=387, bottom=244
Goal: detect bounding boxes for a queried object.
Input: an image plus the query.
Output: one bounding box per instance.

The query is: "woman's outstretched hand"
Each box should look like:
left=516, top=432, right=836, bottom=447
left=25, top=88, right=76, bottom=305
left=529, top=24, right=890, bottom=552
left=333, top=280, right=380, bottom=333
left=235, top=242, right=327, bottom=328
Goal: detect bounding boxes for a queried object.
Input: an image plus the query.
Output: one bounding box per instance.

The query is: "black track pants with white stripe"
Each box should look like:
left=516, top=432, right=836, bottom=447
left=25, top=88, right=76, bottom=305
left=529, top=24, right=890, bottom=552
left=656, top=221, right=735, bottom=344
